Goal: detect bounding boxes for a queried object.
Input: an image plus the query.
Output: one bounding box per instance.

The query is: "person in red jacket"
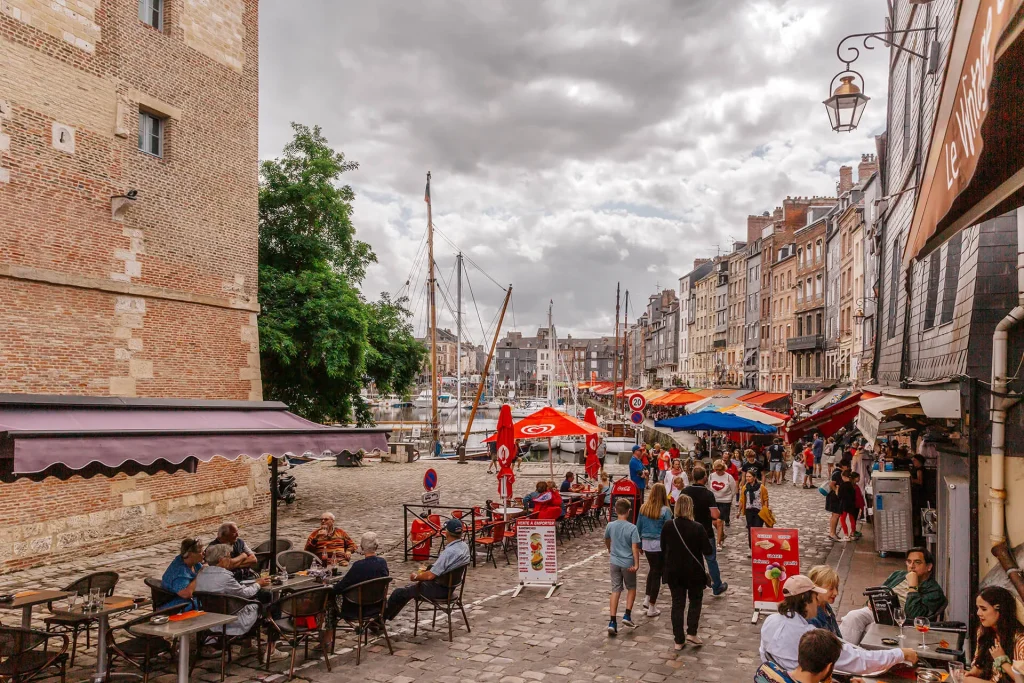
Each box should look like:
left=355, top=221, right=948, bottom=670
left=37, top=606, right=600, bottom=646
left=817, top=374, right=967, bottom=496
left=802, top=445, right=815, bottom=488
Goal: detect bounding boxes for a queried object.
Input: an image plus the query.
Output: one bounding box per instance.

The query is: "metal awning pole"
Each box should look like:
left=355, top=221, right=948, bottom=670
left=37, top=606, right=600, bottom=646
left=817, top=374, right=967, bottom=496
left=269, top=457, right=278, bottom=575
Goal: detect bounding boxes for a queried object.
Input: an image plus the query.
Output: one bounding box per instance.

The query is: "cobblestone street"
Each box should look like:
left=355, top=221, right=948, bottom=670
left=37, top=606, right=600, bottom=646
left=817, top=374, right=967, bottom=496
left=1, top=459, right=846, bottom=683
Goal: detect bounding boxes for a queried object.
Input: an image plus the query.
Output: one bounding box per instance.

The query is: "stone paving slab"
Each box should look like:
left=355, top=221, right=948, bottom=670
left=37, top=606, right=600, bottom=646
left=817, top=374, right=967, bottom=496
left=0, top=460, right=859, bottom=682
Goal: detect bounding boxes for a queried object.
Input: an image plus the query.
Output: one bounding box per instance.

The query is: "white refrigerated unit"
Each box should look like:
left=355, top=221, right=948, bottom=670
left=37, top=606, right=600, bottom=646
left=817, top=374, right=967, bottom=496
left=872, top=470, right=913, bottom=555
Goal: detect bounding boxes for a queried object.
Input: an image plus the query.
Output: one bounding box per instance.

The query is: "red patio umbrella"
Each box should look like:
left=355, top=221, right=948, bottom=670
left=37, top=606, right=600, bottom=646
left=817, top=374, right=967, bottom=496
left=485, top=406, right=606, bottom=479
left=494, top=404, right=516, bottom=503
left=583, top=407, right=601, bottom=479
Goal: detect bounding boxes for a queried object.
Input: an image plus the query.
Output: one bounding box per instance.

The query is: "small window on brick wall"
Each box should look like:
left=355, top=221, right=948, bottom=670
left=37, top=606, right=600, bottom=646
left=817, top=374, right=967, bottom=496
left=139, top=0, right=164, bottom=30
left=138, top=111, right=164, bottom=157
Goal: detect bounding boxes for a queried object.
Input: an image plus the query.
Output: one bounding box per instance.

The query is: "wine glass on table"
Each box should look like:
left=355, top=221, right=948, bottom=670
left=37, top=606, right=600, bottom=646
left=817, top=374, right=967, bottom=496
left=948, top=661, right=965, bottom=683
left=893, top=606, right=906, bottom=639
left=914, top=616, right=930, bottom=650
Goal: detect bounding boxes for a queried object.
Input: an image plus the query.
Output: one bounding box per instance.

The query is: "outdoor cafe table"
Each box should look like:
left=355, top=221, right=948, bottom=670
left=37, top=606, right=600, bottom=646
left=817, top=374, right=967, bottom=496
left=0, top=589, right=71, bottom=629
left=49, top=595, right=142, bottom=682
left=133, top=612, right=237, bottom=683
left=492, top=507, right=523, bottom=518
left=860, top=623, right=958, bottom=663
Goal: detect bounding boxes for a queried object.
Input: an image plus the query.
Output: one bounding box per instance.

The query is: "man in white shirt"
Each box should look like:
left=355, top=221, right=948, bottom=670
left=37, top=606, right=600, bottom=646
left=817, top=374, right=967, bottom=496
left=195, top=543, right=270, bottom=636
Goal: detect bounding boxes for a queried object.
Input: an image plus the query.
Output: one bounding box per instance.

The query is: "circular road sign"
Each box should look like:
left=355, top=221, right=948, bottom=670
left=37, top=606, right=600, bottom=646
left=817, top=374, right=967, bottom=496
left=423, top=468, right=438, bottom=492
left=630, top=411, right=645, bottom=425
left=628, top=393, right=647, bottom=412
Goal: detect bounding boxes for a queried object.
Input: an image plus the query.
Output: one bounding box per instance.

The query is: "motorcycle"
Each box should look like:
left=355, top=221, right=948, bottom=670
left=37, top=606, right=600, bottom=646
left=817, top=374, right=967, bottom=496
left=275, top=471, right=297, bottom=504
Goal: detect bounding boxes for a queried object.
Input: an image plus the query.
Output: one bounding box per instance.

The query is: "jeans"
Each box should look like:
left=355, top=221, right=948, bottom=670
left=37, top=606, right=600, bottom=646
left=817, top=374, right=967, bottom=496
left=745, top=508, right=765, bottom=546
left=644, top=550, right=664, bottom=603
left=668, top=583, right=704, bottom=641
left=704, top=538, right=723, bottom=593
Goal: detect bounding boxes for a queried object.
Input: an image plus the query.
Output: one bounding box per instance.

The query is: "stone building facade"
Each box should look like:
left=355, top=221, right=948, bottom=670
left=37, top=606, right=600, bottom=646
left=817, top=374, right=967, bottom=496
left=0, top=0, right=264, bottom=571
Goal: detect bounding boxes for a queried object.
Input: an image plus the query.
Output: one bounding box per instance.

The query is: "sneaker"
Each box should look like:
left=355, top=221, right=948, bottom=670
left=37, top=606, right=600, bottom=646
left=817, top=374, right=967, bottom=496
left=621, top=614, right=636, bottom=628
left=607, top=619, right=617, bottom=636
left=642, top=596, right=650, bottom=609
left=712, top=582, right=729, bottom=597
left=686, top=634, right=704, bottom=646
left=647, top=605, right=662, bottom=617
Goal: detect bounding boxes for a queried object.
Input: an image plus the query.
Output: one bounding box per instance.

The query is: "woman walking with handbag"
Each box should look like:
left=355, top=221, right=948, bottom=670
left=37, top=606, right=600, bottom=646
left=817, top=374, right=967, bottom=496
left=738, top=470, right=770, bottom=547
left=637, top=483, right=673, bottom=617
left=660, top=494, right=713, bottom=649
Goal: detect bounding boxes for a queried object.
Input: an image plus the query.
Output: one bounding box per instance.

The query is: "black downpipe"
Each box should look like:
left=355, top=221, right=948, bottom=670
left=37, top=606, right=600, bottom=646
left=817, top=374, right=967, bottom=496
left=270, top=457, right=278, bottom=576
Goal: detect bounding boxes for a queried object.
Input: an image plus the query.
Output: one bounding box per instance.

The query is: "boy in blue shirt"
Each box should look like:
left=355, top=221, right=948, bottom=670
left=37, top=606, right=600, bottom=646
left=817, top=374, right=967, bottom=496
left=604, top=498, right=640, bottom=635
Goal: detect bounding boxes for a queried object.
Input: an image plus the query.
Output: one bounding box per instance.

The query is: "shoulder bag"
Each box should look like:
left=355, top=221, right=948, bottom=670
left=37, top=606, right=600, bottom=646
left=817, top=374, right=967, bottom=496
left=758, top=487, right=777, bottom=527
left=672, top=519, right=713, bottom=588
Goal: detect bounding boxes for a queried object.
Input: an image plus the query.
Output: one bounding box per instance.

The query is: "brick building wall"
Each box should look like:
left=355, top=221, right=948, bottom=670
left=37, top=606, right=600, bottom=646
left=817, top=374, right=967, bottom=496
left=0, top=0, right=266, bottom=572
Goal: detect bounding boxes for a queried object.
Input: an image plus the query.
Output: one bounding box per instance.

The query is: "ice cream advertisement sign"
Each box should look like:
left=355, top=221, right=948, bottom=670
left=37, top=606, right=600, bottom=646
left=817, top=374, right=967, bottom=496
left=750, top=528, right=800, bottom=612
left=517, top=518, right=558, bottom=586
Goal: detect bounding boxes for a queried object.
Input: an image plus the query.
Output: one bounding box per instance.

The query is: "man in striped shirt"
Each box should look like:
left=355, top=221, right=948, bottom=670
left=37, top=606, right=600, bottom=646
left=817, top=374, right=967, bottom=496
left=305, top=512, right=357, bottom=565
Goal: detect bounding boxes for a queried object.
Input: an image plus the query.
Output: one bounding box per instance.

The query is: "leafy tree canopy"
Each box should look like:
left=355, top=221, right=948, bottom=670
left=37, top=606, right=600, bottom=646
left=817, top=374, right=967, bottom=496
left=258, top=123, right=426, bottom=424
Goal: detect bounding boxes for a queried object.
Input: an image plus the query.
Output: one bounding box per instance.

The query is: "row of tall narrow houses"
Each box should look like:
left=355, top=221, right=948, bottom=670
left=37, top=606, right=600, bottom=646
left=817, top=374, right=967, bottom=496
left=0, top=1, right=266, bottom=571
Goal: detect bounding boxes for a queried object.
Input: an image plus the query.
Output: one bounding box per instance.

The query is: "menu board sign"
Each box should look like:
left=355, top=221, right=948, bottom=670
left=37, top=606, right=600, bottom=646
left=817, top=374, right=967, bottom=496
left=516, top=518, right=558, bottom=585
left=751, top=527, right=800, bottom=611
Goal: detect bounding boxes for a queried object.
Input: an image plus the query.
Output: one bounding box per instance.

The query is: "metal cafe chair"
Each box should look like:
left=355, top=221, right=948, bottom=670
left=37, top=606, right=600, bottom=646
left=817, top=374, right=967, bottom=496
left=264, top=587, right=333, bottom=680
left=331, top=577, right=394, bottom=665
left=142, top=578, right=182, bottom=612
left=412, top=565, right=470, bottom=642
left=192, top=592, right=265, bottom=681
left=0, top=626, right=69, bottom=683
left=43, top=571, right=118, bottom=667
left=473, top=520, right=508, bottom=568
left=254, top=539, right=293, bottom=574
left=275, top=550, right=318, bottom=575
left=105, top=605, right=180, bottom=683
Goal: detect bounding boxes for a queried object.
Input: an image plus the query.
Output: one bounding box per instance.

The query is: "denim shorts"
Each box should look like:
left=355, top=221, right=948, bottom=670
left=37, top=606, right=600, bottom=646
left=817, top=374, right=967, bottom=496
left=610, top=564, right=636, bottom=593
left=770, top=461, right=783, bottom=472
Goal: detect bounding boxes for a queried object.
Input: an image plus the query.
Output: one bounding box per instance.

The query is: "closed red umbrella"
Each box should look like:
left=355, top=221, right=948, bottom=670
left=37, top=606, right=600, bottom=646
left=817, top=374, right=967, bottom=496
left=584, top=407, right=601, bottom=479
left=494, top=404, right=516, bottom=503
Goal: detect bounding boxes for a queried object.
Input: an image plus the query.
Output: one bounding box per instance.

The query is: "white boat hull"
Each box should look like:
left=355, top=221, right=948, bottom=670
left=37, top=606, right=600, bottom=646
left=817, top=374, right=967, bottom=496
left=605, top=436, right=638, bottom=454
left=558, top=438, right=585, bottom=453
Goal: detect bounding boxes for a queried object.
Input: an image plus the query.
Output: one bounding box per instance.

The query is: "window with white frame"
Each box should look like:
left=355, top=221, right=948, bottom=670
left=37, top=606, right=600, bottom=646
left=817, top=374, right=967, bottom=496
left=138, top=0, right=163, bottom=30
left=138, top=111, right=164, bottom=157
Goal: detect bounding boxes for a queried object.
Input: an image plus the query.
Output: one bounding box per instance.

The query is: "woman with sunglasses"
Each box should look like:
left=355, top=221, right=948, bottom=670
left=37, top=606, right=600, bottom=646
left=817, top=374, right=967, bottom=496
left=161, top=537, right=205, bottom=609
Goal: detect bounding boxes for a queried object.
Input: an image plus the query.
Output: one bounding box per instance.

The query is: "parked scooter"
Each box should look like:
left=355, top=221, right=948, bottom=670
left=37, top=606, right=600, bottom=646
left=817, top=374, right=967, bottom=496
left=276, top=471, right=297, bottom=504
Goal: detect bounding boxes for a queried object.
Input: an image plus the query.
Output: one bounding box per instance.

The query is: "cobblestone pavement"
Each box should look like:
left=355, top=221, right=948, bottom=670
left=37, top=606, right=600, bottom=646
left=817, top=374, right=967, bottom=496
left=0, top=459, right=845, bottom=683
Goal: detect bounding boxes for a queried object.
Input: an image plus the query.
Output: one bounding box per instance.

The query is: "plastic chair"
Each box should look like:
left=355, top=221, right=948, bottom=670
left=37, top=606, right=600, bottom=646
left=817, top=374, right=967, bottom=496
left=142, top=578, right=182, bottom=612
left=474, top=520, right=508, bottom=568
left=43, top=571, right=118, bottom=667
left=264, top=587, right=333, bottom=680
left=193, top=592, right=265, bottom=681
left=332, top=577, right=394, bottom=665
left=412, top=565, right=470, bottom=642
left=276, top=550, right=319, bottom=574
left=0, top=626, right=69, bottom=683
left=592, top=494, right=607, bottom=526
left=105, top=605, right=180, bottom=683
left=578, top=497, right=594, bottom=533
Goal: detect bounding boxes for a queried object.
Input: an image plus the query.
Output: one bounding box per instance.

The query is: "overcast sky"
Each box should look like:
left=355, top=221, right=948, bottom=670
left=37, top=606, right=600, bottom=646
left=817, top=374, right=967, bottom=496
left=259, top=0, right=889, bottom=343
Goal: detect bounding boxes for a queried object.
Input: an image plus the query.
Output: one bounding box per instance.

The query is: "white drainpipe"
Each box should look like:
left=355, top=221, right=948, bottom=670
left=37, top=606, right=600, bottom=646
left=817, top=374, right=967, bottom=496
left=989, top=208, right=1024, bottom=548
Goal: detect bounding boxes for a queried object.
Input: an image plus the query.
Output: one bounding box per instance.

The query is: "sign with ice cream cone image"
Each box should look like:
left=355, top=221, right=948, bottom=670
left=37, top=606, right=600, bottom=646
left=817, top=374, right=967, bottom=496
left=750, top=528, right=800, bottom=621
left=512, top=518, right=561, bottom=598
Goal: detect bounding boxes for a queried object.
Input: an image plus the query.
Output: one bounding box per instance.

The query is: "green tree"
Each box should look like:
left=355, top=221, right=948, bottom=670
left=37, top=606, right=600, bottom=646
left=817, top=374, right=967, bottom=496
left=258, top=123, right=425, bottom=424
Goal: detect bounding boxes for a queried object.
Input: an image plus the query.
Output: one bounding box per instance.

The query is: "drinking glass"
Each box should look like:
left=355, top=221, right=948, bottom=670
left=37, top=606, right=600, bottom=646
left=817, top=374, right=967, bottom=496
left=90, top=588, right=103, bottom=611
left=948, top=661, right=965, bottom=683
left=914, top=616, right=930, bottom=650
left=893, top=606, right=906, bottom=639
left=64, top=592, right=78, bottom=612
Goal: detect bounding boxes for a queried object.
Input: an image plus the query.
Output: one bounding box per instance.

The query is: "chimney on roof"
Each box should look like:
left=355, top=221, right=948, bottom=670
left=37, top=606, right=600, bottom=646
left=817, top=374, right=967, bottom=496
left=747, top=214, right=773, bottom=243
left=839, top=166, right=854, bottom=194
left=858, top=154, right=878, bottom=182
left=693, top=258, right=711, bottom=270
left=773, top=206, right=783, bottom=221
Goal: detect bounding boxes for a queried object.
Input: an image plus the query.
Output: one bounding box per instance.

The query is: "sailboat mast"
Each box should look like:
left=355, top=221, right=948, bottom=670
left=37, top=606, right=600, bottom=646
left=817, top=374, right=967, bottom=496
left=456, top=252, right=463, bottom=438
left=547, top=300, right=554, bottom=406
left=463, top=286, right=513, bottom=444
left=426, top=172, right=439, bottom=453
left=612, top=283, right=620, bottom=415
left=621, top=291, right=629, bottom=414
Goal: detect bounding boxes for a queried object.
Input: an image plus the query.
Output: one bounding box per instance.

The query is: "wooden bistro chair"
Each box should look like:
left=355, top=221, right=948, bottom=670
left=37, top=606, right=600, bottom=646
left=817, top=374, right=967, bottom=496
left=474, top=520, right=508, bottom=568
left=43, top=571, right=118, bottom=667
left=412, top=565, right=470, bottom=643
left=264, top=587, right=333, bottom=681
left=332, top=577, right=394, bottom=666
left=105, top=605, right=180, bottom=683
left=275, top=550, right=318, bottom=575
left=193, top=592, right=265, bottom=681
left=0, top=626, right=69, bottom=683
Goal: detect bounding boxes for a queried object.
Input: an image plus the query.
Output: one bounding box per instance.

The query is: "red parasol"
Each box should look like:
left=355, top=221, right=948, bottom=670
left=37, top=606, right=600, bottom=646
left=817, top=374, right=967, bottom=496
left=494, top=404, right=516, bottom=502
left=583, top=407, right=601, bottom=479
left=484, top=406, right=606, bottom=479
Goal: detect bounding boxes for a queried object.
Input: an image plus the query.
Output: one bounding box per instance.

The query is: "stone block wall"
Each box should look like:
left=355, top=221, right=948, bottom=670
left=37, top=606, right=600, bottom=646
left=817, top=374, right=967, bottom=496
left=0, top=0, right=264, bottom=573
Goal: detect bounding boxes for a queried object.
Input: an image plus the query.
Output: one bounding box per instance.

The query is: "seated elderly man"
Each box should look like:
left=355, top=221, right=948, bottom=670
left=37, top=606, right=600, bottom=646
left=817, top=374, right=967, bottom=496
left=195, top=544, right=271, bottom=638
left=331, top=532, right=389, bottom=620
left=161, top=538, right=205, bottom=610
left=305, top=512, right=357, bottom=566
left=383, top=519, right=470, bottom=622
left=209, top=521, right=258, bottom=581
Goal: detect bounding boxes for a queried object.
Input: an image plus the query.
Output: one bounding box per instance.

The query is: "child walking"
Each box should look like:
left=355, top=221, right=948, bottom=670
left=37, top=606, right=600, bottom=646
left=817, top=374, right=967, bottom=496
left=802, top=444, right=815, bottom=489
left=604, top=498, right=640, bottom=635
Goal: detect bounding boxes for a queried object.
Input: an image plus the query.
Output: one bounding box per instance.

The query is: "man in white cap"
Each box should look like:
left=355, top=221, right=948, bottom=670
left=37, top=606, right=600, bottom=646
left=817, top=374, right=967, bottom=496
left=760, top=575, right=917, bottom=676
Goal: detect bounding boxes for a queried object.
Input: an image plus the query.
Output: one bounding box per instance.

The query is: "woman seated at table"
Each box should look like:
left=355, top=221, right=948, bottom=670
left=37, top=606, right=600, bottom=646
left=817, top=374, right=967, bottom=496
left=760, top=575, right=917, bottom=676
left=965, top=586, right=1024, bottom=683
left=523, top=481, right=548, bottom=512
left=533, top=483, right=563, bottom=517
left=161, top=538, right=205, bottom=610
left=806, top=565, right=841, bottom=637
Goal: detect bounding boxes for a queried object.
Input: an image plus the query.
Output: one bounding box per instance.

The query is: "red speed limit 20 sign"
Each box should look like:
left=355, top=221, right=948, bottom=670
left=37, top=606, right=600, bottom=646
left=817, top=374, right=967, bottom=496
left=627, top=393, right=647, bottom=412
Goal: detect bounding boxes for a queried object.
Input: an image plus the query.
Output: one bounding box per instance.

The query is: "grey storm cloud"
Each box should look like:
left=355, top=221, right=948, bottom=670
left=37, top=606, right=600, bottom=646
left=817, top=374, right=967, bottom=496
left=258, top=0, right=890, bottom=339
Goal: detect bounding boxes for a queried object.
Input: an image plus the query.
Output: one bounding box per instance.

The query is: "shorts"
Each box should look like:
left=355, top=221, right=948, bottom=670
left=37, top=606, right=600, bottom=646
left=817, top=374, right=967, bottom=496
left=610, top=564, right=637, bottom=593
left=814, top=453, right=822, bottom=464
left=825, top=455, right=836, bottom=465
left=770, top=461, right=783, bottom=472
left=717, top=502, right=732, bottom=525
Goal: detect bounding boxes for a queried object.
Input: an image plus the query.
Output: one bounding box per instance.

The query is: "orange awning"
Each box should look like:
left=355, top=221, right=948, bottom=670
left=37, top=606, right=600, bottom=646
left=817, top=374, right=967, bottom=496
left=650, top=390, right=703, bottom=406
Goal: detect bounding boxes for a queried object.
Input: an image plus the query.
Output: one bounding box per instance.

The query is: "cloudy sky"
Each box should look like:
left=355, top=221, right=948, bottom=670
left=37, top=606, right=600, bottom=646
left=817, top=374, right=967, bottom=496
left=259, top=0, right=889, bottom=343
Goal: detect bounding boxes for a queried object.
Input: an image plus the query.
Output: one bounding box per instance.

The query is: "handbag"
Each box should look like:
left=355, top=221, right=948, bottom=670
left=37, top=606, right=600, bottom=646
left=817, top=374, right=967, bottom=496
left=672, top=519, right=713, bottom=588
left=758, top=506, right=777, bottom=528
